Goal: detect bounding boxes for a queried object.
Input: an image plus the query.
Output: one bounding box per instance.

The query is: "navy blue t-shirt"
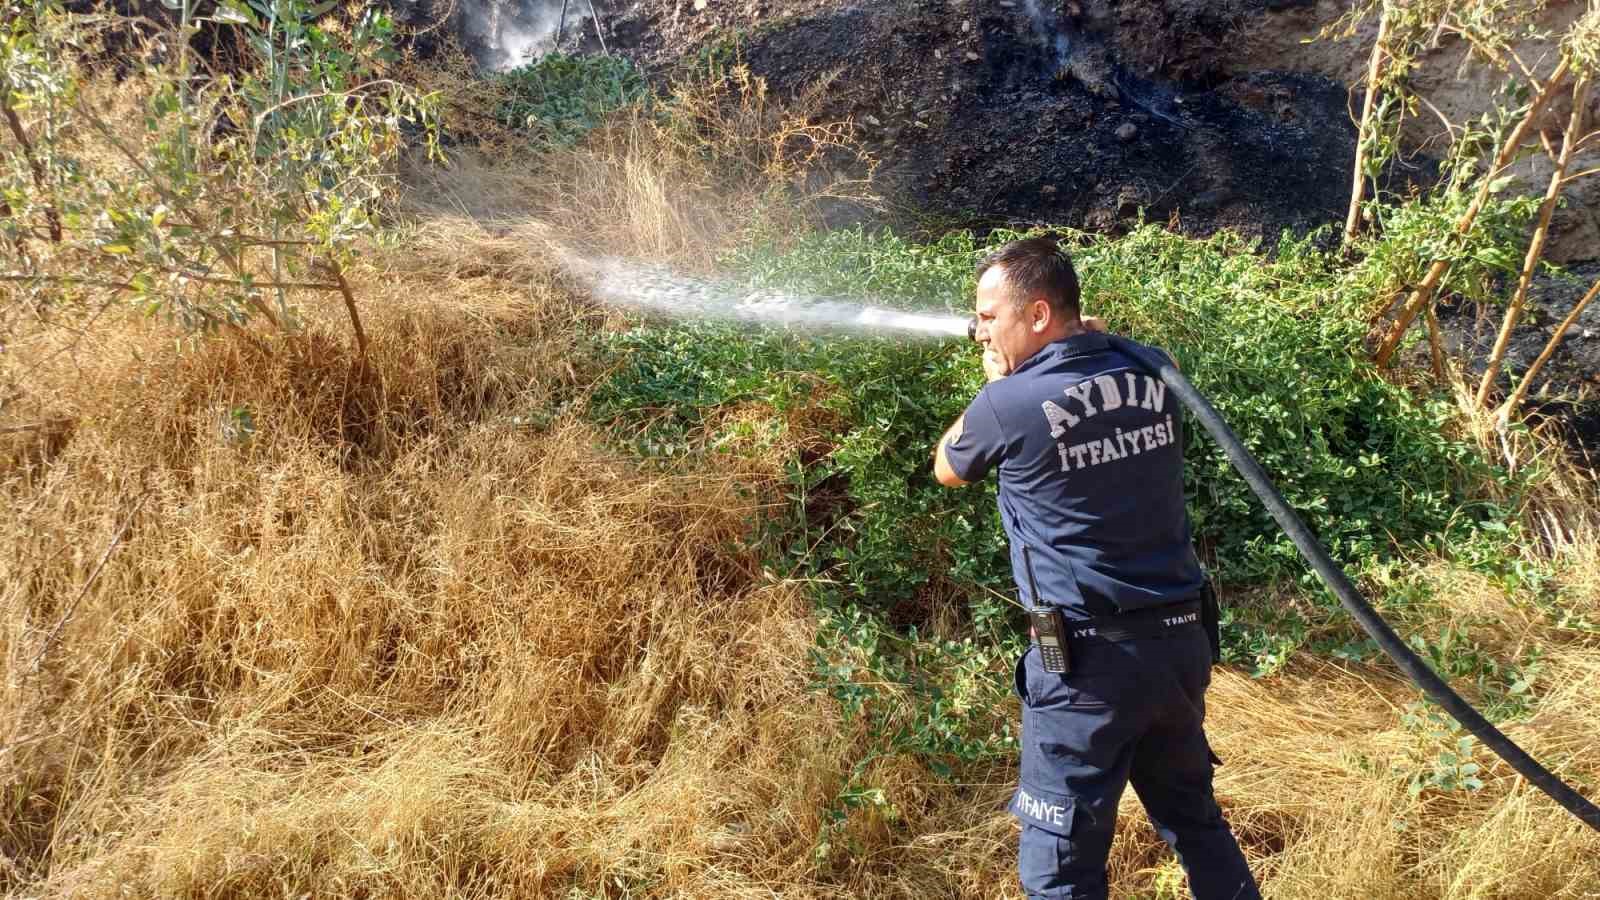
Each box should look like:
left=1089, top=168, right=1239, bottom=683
left=944, top=333, right=1203, bottom=619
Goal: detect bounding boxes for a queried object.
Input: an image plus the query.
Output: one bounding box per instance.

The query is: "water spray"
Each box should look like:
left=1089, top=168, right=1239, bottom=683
left=1020, top=0, right=1072, bottom=73
left=459, top=0, right=592, bottom=71
left=562, top=253, right=971, bottom=339
left=954, top=325, right=1600, bottom=831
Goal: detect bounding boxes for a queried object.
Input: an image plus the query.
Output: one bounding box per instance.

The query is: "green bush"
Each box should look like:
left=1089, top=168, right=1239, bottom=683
left=585, top=217, right=1540, bottom=792
left=597, top=224, right=1506, bottom=584
left=1075, top=225, right=1500, bottom=579
left=0, top=0, right=437, bottom=337
left=492, top=53, right=648, bottom=147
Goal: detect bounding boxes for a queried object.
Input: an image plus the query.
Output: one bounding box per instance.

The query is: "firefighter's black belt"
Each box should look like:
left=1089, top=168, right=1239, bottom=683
left=1058, top=600, right=1203, bottom=644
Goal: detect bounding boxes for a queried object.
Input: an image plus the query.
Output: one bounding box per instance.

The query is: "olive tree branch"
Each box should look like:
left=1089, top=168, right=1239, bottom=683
left=73, top=98, right=288, bottom=330
left=1, top=91, right=64, bottom=243
left=248, top=79, right=408, bottom=150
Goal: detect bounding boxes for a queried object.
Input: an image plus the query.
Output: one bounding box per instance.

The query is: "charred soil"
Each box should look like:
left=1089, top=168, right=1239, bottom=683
left=413, top=0, right=1596, bottom=447
left=606, top=0, right=1381, bottom=241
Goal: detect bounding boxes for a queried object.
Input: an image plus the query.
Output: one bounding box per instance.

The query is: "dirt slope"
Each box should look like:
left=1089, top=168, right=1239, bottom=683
left=1232, top=0, right=1600, bottom=265
left=430, top=1, right=1595, bottom=255
left=596, top=0, right=1600, bottom=435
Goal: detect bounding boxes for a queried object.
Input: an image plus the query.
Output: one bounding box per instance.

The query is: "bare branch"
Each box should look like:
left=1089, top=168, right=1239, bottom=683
left=249, top=80, right=408, bottom=150
left=1424, top=301, right=1447, bottom=378
left=1345, top=8, right=1393, bottom=246
left=0, top=273, right=341, bottom=291
left=29, top=495, right=147, bottom=675
left=1538, top=129, right=1557, bottom=161
left=1411, top=91, right=1464, bottom=144
left=1569, top=129, right=1600, bottom=153
left=327, top=258, right=368, bottom=359
left=1501, top=44, right=1538, bottom=84
left=2, top=94, right=63, bottom=243
left=1375, top=57, right=1574, bottom=367
left=1501, top=275, right=1600, bottom=421
left=1560, top=166, right=1600, bottom=184
left=1476, top=76, right=1590, bottom=408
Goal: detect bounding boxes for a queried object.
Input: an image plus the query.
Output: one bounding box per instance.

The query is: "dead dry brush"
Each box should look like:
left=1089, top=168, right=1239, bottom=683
left=5, top=241, right=1600, bottom=897
left=0, top=244, right=859, bottom=896
left=402, top=57, right=878, bottom=272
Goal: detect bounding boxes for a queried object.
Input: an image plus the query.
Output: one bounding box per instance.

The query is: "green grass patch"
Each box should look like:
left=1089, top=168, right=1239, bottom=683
left=492, top=53, right=648, bottom=148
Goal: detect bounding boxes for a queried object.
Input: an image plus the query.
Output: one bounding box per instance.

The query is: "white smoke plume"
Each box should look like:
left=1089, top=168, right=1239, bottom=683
left=456, top=0, right=590, bottom=71
left=1022, top=0, right=1072, bottom=70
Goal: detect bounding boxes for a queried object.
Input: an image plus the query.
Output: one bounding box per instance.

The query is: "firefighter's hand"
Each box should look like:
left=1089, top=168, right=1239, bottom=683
left=1082, top=316, right=1108, bottom=333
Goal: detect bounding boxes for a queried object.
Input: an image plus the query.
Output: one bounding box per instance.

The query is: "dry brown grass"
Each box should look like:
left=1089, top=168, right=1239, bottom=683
left=399, top=61, right=878, bottom=274
left=5, top=53, right=1600, bottom=898
left=4, top=211, right=1599, bottom=897
left=1, top=240, right=850, bottom=897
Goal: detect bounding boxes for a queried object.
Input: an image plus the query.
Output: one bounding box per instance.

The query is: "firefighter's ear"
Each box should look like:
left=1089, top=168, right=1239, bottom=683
left=1030, top=297, right=1051, bottom=332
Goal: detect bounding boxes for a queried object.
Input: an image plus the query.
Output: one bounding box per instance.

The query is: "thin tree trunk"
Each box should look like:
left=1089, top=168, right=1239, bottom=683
left=585, top=0, right=608, bottom=55
left=2, top=96, right=63, bottom=243
left=1374, top=58, right=1572, bottom=368
left=330, top=259, right=368, bottom=360
left=1375, top=258, right=1451, bottom=367
left=1345, top=7, right=1392, bottom=246
left=1500, top=275, right=1600, bottom=421
left=1424, top=301, right=1446, bottom=379
left=1476, top=77, right=1591, bottom=408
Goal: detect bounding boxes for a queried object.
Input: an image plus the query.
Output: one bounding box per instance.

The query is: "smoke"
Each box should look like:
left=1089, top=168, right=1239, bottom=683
left=561, top=253, right=970, bottom=340
left=1021, top=0, right=1072, bottom=70
left=456, top=0, right=590, bottom=71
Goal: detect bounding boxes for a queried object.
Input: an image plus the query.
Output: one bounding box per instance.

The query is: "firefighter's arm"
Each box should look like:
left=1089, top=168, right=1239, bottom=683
left=933, top=415, right=970, bottom=487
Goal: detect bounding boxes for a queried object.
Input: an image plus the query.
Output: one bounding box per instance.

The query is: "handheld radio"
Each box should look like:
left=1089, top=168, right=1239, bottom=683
left=1029, top=606, right=1071, bottom=673
left=1023, top=549, right=1070, bottom=673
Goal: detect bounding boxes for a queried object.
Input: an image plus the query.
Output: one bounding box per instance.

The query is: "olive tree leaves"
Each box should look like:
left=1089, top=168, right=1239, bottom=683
left=1, top=0, right=439, bottom=353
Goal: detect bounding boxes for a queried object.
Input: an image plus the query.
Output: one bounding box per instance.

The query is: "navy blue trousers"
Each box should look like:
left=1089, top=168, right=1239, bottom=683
left=1011, top=624, right=1260, bottom=900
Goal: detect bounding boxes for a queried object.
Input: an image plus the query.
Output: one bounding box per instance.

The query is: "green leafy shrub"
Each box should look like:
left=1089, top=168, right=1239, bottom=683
left=0, top=0, right=437, bottom=341
left=599, top=224, right=1508, bottom=581
left=492, top=53, right=648, bottom=148
left=1077, top=225, right=1501, bottom=579
left=587, top=218, right=1545, bottom=781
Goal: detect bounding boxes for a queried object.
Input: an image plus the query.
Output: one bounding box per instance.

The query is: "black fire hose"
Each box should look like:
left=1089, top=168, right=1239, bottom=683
left=1114, top=336, right=1600, bottom=831
left=966, top=320, right=1600, bottom=829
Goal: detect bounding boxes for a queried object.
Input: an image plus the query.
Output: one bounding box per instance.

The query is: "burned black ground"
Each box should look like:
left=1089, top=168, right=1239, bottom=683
left=415, top=0, right=1596, bottom=455
left=606, top=0, right=1379, bottom=242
